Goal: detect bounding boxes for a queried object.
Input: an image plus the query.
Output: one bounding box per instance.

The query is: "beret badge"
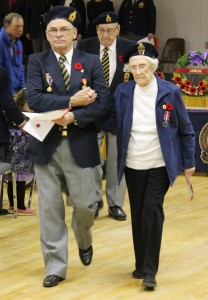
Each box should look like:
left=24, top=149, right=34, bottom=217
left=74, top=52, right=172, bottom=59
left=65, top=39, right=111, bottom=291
left=138, top=43, right=145, bottom=55
left=106, top=14, right=112, bottom=23
left=68, top=11, right=77, bottom=23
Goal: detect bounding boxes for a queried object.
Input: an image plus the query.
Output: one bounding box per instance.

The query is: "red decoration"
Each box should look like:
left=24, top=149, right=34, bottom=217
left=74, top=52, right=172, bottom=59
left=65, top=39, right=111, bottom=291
left=36, top=123, right=40, bottom=128
left=166, top=103, right=173, bottom=111
left=118, top=55, right=123, bottom=62
left=16, top=49, right=21, bottom=55
left=74, top=63, right=83, bottom=70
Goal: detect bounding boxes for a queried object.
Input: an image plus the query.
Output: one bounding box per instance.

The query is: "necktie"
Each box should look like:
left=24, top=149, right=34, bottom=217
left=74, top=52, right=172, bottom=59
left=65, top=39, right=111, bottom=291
left=59, top=56, right=70, bottom=92
left=101, top=47, right=110, bottom=86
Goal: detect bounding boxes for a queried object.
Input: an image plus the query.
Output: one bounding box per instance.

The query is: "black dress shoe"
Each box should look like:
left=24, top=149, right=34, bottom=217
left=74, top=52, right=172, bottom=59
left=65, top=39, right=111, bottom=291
left=132, top=269, right=143, bottom=279
left=108, top=206, right=126, bottom=221
left=79, top=245, right=93, bottom=266
left=43, top=275, right=65, bottom=287
left=142, top=276, right=157, bottom=289
left=94, top=200, right=104, bottom=218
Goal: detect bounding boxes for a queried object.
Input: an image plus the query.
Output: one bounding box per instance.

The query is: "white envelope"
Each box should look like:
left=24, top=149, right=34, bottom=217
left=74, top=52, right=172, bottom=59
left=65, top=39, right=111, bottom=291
left=23, top=108, right=69, bottom=142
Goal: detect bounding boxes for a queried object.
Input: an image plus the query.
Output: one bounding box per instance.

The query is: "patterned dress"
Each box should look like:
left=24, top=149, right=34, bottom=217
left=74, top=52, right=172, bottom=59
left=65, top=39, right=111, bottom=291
left=6, top=128, right=34, bottom=181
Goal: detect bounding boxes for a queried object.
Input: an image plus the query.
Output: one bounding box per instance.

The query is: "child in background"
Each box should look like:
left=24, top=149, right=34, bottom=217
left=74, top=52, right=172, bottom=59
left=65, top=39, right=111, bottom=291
left=6, top=88, right=36, bottom=215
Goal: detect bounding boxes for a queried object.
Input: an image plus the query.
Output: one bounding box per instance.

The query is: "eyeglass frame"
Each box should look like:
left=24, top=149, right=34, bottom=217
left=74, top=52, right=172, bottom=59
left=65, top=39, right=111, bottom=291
left=46, top=27, right=75, bottom=35
left=96, top=25, right=119, bottom=35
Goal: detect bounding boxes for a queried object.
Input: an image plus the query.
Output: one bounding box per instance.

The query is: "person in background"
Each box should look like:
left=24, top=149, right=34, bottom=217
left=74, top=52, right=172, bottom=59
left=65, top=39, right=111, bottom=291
left=25, top=0, right=62, bottom=54
left=6, top=88, right=36, bottom=216
left=25, top=6, right=112, bottom=288
left=63, top=0, right=86, bottom=40
left=77, top=11, right=136, bottom=220
left=111, top=42, right=195, bottom=289
left=118, top=0, right=156, bottom=42
left=86, top=0, right=114, bottom=38
left=0, top=67, right=25, bottom=215
left=0, top=13, right=25, bottom=96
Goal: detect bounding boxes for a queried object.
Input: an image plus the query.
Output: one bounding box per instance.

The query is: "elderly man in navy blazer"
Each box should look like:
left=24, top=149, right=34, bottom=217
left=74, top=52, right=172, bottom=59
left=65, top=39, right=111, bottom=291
left=25, top=6, right=112, bottom=287
left=77, top=12, right=136, bottom=221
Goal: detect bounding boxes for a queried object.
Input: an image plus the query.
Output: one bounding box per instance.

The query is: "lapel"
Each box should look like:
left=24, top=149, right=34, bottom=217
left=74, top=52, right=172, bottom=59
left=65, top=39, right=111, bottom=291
left=155, top=76, right=171, bottom=107
left=70, top=49, right=88, bottom=95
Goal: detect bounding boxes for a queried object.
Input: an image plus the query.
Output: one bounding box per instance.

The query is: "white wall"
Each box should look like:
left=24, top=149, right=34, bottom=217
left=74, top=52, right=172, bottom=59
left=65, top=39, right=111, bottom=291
left=155, top=0, right=208, bottom=56
left=84, top=0, right=208, bottom=56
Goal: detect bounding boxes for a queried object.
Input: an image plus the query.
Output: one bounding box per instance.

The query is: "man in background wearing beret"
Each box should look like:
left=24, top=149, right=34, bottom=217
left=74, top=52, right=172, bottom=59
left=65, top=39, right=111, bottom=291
left=77, top=12, right=136, bottom=221
left=25, top=6, right=112, bottom=287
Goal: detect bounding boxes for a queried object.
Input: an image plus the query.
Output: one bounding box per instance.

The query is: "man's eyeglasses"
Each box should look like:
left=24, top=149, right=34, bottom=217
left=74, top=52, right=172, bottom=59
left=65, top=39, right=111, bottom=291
left=46, top=28, right=74, bottom=35
left=97, top=26, right=118, bottom=35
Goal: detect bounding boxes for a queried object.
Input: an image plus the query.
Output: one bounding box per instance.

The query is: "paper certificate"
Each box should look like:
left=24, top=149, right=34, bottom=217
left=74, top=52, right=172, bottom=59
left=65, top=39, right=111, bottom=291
left=23, top=108, right=69, bottom=142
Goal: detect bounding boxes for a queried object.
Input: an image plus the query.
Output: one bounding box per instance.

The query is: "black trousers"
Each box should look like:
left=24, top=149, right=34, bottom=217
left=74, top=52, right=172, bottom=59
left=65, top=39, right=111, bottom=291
left=125, top=166, right=170, bottom=277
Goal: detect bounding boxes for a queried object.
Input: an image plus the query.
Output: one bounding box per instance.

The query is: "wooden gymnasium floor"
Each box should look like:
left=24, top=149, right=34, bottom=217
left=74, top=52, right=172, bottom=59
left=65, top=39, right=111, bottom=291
left=0, top=174, right=208, bottom=300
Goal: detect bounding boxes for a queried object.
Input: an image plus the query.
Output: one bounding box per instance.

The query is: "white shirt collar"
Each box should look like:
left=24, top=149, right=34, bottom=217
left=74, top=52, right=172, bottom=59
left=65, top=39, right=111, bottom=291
left=54, top=47, right=73, bottom=64
left=100, top=38, right=117, bottom=54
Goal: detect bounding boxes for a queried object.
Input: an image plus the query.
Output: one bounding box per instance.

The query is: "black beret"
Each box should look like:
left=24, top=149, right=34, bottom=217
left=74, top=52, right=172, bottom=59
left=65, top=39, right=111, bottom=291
left=123, top=42, right=159, bottom=64
left=93, top=11, right=118, bottom=25
left=43, top=5, right=81, bottom=28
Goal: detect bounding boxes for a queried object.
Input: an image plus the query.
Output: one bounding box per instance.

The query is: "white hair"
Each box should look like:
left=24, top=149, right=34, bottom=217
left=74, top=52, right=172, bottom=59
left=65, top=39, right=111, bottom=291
left=123, top=56, right=159, bottom=73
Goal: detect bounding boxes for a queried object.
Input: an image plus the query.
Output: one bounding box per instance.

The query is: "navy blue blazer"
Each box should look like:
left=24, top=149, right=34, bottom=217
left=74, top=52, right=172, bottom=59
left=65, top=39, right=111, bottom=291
left=113, top=77, right=195, bottom=185
left=25, top=48, right=112, bottom=167
left=0, top=67, right=24, bottom=144
left=77, top=36, right=136, bottom=94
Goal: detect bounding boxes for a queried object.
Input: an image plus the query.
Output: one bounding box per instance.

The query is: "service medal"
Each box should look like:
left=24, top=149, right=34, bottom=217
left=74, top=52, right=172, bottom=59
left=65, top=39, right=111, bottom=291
left=81, top=78, right=88, bottom=89
left=46, top=73, right=53, bottom=93
left=162, top=120, right=168, bottom=128
left=139, top=2, right=144, bottom=8
left=163, top=110, right=171, bottom=128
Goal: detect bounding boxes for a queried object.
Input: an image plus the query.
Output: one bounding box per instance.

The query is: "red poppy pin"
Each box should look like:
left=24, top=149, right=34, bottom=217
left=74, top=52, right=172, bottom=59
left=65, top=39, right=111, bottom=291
left=74, top=63, right=83, bottom=70
left=166, top=103, right=173, bottom=111
left=118, top=55, right=123, bottom=62
left=16, top=49, right=21, bottom=55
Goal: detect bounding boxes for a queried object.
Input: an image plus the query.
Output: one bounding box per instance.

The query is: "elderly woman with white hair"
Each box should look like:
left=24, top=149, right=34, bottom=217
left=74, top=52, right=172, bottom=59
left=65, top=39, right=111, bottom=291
left=112, top=42, right=196, bottom=289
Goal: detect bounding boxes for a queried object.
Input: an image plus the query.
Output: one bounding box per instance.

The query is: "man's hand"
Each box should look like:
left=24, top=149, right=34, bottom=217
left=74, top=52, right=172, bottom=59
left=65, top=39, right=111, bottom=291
left=70, top=87, right=97, bottom=107
left=53, top=112, right=75, bottom=126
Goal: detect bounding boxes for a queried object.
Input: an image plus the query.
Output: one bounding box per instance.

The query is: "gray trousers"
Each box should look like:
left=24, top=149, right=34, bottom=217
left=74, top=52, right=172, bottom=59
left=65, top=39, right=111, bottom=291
left=95, top=132, right=126, bottom=207
left=35, top=139, right=96, bottom=278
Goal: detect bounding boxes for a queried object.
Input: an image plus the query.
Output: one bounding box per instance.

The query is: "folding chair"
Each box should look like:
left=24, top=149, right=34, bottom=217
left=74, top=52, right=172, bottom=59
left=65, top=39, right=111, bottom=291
left=0, top=162, right=17, bottom=217
left=159, top=38, right=185, bottom=73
